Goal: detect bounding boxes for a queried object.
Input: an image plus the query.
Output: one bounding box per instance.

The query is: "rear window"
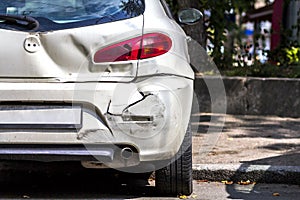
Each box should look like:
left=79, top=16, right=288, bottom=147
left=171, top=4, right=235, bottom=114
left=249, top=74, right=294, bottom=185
left=0, top=0, right=145, bottom=31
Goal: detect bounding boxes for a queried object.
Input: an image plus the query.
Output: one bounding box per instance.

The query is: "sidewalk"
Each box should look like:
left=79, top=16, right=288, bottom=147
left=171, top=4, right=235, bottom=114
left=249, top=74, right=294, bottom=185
left=191, top=113, right=300, bottom=184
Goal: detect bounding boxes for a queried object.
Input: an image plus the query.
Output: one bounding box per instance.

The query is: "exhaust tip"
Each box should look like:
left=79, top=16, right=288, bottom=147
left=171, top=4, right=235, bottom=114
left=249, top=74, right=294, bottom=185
left=120, top=147, right=134, bottom=160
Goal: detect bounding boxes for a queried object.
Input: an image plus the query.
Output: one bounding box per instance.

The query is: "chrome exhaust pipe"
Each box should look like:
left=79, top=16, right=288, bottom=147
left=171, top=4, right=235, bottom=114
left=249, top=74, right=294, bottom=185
left=120, top=147, right=134, bottom=160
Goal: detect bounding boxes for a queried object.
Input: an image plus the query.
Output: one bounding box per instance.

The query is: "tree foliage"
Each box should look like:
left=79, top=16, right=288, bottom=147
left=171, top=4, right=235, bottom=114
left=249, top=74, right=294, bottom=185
left=165, top=0, right=300, bottom=78
left=166, top=0, right=271, bottom=68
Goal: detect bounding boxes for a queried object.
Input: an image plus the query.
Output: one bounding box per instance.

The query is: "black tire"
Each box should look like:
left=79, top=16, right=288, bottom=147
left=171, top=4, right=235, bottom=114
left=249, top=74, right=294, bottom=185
left=155, top=125, right=193, bottom=196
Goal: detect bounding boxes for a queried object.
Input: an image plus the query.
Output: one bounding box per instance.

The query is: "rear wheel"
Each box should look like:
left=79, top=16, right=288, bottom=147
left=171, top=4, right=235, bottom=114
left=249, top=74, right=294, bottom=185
left=155, top=125, right=193, bottom=196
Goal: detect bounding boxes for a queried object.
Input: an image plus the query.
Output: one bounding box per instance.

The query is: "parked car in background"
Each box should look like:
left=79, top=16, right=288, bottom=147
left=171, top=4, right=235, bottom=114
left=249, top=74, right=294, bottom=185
left=0, top=0, right=201, bottom=196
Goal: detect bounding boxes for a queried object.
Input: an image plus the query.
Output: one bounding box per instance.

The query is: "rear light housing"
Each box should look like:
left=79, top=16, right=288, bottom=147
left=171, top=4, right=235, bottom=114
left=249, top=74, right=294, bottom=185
left=94, top=33, right=172, bottom=63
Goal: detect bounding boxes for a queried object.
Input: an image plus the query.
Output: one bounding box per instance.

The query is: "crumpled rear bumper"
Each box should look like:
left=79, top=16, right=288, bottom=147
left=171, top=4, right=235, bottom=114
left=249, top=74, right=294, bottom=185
left=0, top=76, right=193, bottom=168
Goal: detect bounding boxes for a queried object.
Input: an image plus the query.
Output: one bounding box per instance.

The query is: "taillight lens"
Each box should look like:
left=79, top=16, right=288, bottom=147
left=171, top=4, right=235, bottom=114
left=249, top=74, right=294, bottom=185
left=94, top=33, right=172, bottom=63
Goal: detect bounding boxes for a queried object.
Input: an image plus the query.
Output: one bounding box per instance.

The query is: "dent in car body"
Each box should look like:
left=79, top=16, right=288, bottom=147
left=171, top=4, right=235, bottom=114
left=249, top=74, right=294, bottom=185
left=0, top=16, right=144, bottom=81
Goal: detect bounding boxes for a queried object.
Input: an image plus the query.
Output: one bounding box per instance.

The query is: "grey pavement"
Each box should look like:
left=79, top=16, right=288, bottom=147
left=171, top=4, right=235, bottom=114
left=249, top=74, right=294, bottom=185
left=191, top=113, right=300, bottom=184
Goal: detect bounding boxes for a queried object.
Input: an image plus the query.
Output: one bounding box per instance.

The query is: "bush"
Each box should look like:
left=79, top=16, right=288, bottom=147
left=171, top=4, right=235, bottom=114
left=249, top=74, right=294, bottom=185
left=221, top=64, right=300, bottom=78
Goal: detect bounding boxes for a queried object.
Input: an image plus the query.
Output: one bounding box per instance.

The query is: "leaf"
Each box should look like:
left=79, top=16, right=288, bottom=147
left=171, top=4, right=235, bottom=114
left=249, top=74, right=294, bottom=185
left=238, top=180, right=252, bottom=185
left=273, top=193, right=280, bottom=196
left=197, top=180, right=209, bottom=183
left=222, top=180, right=234, bottom=185
left=179, top=195, right=188, bottom=199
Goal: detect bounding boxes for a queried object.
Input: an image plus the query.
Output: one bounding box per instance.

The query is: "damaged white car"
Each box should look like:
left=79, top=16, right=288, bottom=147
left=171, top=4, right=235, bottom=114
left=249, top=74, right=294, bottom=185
left=0, top=0, right=201, bottom=195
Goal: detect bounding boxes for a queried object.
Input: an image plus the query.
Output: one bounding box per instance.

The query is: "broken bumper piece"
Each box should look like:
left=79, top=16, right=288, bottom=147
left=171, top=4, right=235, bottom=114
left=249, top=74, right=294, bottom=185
left=0, top=76, right=193, bottom=168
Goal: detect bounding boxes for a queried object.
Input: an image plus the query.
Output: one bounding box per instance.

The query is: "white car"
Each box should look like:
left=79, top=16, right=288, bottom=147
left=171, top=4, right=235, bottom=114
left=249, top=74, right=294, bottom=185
left=0, top=0, right=201, bottom=195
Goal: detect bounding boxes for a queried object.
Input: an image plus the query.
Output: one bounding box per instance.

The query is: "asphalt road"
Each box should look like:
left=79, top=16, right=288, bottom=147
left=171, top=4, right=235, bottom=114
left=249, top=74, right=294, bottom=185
left=0, top=114, right=299, bottom=199
left=0, top=161, right=299, bottom=199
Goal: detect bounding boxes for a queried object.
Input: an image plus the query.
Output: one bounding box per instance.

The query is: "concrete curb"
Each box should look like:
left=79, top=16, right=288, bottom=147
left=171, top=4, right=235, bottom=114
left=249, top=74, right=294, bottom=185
left=194, top=76, right=300, bottom=117
left=192, top=164, right=300, bottom=185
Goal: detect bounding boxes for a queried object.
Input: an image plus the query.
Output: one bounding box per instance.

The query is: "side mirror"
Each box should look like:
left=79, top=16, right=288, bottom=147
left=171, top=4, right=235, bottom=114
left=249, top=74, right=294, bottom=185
left=178, top=8, right=203, bottom=25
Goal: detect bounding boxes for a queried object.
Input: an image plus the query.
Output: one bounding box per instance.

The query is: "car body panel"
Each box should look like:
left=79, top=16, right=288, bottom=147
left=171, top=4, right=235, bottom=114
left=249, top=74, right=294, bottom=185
left=0, top=16, right=143, bottom=82
left=139, top=0, right=193, bottom=79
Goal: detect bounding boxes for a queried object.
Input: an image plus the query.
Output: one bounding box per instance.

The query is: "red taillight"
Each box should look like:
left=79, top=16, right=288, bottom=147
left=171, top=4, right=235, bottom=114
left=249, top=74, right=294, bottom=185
left=94, top=33, right=172, bottom=63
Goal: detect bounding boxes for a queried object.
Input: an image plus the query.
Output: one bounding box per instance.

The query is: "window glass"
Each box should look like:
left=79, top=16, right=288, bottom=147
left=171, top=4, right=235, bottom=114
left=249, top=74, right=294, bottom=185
left=0, top=0, right=145, bottom=31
